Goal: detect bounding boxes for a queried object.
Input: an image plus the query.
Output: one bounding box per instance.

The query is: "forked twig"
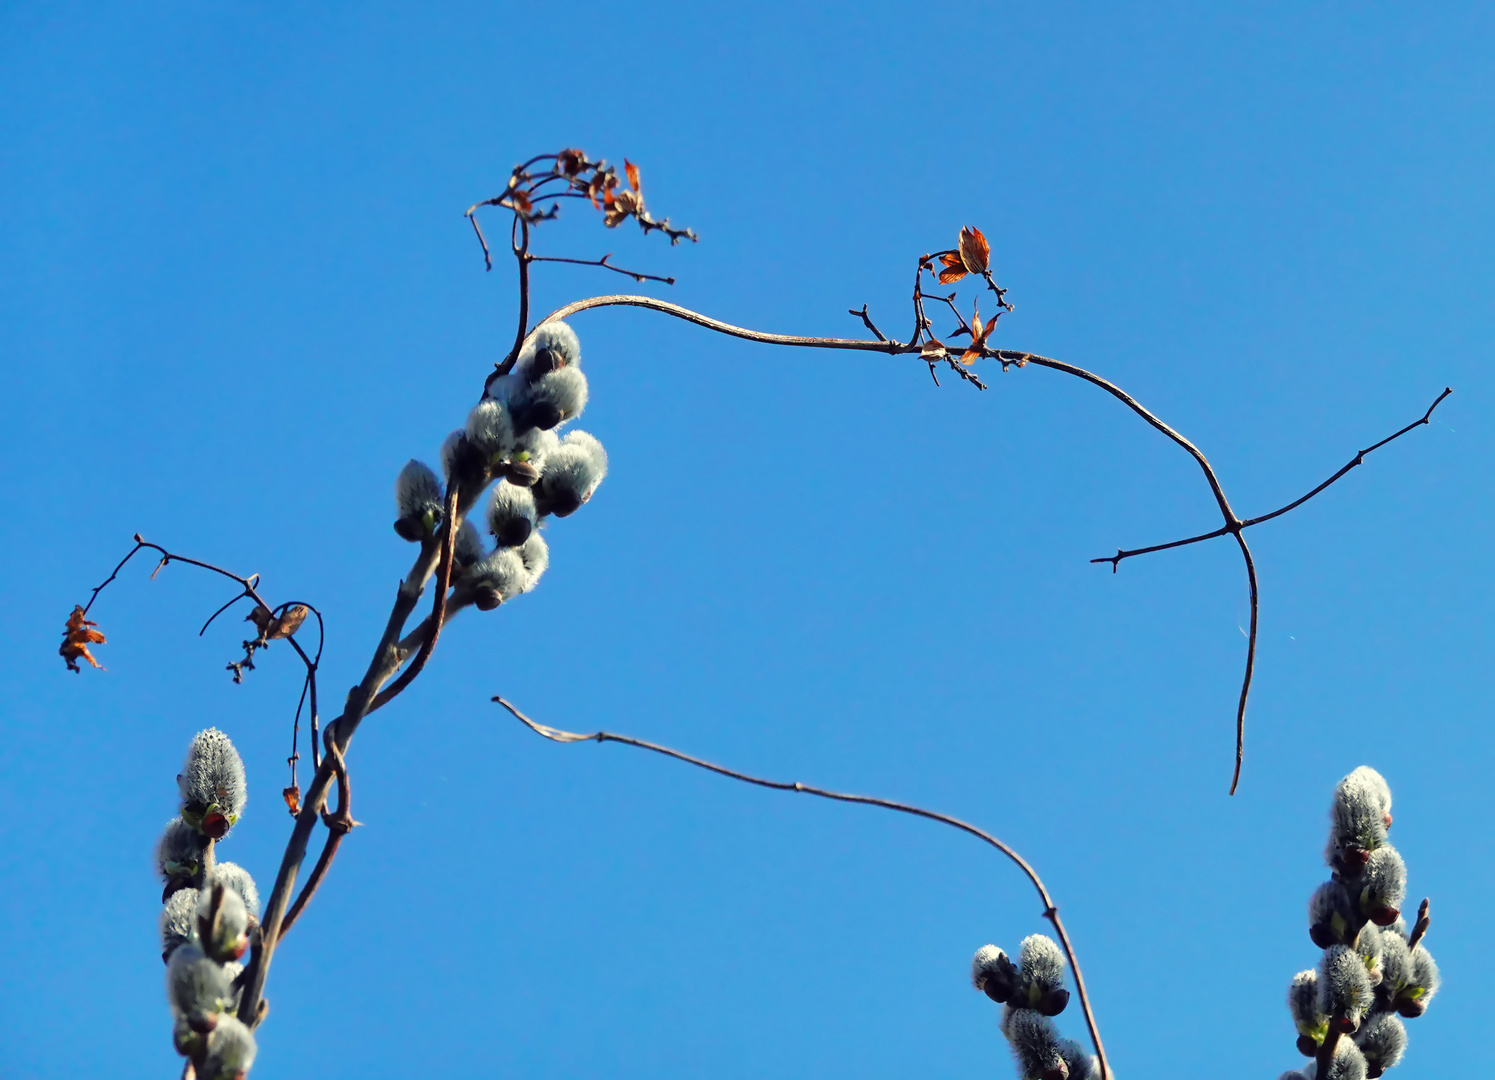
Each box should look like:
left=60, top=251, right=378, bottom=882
left=495, top=696, right=1113, bottom=1080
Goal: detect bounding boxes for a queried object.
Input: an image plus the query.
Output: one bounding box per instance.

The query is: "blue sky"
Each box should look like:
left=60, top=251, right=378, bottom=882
left=1, top=2, right=1491, bottom=1077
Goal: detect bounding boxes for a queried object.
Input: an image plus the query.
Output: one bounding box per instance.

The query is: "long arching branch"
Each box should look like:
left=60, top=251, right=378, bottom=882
left=521, top=294, right=1284, bottom=793
left=496, top=696, right=1113, bottom=1080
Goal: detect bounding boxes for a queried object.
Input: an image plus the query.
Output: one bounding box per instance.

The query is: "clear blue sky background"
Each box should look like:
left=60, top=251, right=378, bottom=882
left=1, top=3, right=1489, bottom=1077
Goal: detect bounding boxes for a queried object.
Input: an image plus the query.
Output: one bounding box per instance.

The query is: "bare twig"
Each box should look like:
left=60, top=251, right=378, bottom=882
left=495, top=696, right=1113, bottom=1080
left=238, top=498, right=458, bottom=1023
left=1090, top=388, right=1454, bottom=570
left=278, top=726, right=359, bottom=939
left=531, top=252, right=676, bottom=285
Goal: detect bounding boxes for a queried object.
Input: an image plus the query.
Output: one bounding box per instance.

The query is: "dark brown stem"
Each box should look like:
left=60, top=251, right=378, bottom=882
left=278, top=730, right=358, bottom=938
left=496, top=697, right=1113, bottom=1080
left=530, top=252, right=675, bottom=285
left=1317, top=1027, right=1342, bottom=1077
left=367, top=486, right=460, bottom=713
left=1091, top=388, right=1453, bottom=569
left=1407, top=897, right=1431, bottom=951
left=237, top=523, right=450, bottom=1023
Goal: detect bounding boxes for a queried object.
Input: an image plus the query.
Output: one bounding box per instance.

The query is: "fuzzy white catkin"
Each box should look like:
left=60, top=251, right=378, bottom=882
left=972, top=945, right=1007, bottom=990
left=518, top=531, right=549, bottom=592
left=178, top=729, right=247, bottom=829
left=161, top=888, right=200, bottom=961
left=395, top=460, right=443, bottom=519
left=1408, top=945, right=1440, bottom=1006
left=466, top=400, right=516, bottom=462
left=1354, top=925, right=1383, bottom=984
left=1308, top=1035, right=1369, bottom=1080
left=196, top=884, right=250, bottom=962
left=1057, top=1038, right=1096, bottom=1080
left=1001, top=1006, right=1067, bottom=1080
left=157, top=819, right=210, bottom=885
left=1354, top=1013, right=1407, bottom=1074
left=200, top=1015, right=257, bottom=1080
left=1018, top=935, right=1066, bottom=992
left=513, top=426, right=560, bottom=471
left=166, top=943, right=232, bottom=1024
left=1359, top=845, right=1406, bottom=921
left=1344, top=767, right=1392, bottom=822
left=454, top=518, right=484, bottom=570
left=207, top=862, right=259, bottom=919
left=441, top=430, right=467, bottom=480
left=535, top=430, right=608, bottom=517
left=471, top=547, right=528, bottom=601
left=1331, top=770, right=1389, bottom=856
left=1379, top=931, right=1412, bottom=991
left=1309, top=880, right=1356, bottom=947
left=1318, top=945, right=1373, bottom=1027
left=528, top=365, right=589, bottom=425
left=1288, top=970, right=1323, bottom=1033
left=520, top=320, right=581, bottom=375
left=488, top=481, right=538, bottom=546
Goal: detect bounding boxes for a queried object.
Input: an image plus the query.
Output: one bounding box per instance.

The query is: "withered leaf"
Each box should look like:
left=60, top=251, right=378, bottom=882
left=958, top=301, right=1000, bottom=365
left=59, top=605, right=106, bottom=673
left=624, top=159, right=642, bottom=196
left=936, top=251, right=968, bottom=285
left=283, top=785, right=302, bottom=816
left=268, top=604, right=309, bottom=640
left=557, top=148, right=586, bottom=176
left=958, top=225, right=990, bottom=275
left=920, top=339, right=949, bottom=362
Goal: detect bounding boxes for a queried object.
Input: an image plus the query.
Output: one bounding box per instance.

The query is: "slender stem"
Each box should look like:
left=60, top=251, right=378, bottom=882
left=496, top=697, right=1113, bottom=1080
left=237, top=530, right=447, bottom=1023
left=1092, top=388, right=1453, bottom=568
left=1229, top=530, right=1259, bottom=796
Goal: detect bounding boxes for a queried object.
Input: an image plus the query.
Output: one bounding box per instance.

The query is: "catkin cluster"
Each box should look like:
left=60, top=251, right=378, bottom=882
left=1280, top=767, right=1439, bottom=1080
left=393, top=319, right=607, bottom=610
left=971, top=934, right=1097, bottom=1080
left=157, top=728, right=261, bottom=1079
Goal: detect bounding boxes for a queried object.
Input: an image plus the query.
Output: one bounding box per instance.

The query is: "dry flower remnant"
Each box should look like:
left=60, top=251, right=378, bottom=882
left=59, top=605, right=106, bottom=672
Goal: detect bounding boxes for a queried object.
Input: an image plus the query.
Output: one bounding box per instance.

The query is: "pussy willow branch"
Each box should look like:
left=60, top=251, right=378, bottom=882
left=237, top=491, right=459, bottom=1024
left=532, top=293, right=1404, bottom=794
left=495, top=696, right=1112, bottom=1080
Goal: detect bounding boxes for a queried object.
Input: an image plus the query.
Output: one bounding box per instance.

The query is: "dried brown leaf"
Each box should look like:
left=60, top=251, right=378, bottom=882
left=936, top=252, right=968, bottom=284
left=268, top=604, right=309, bottom=640
left=283, top=785, right=302, bottom=816
left=60, top=605, right=107, bottom=672
left=959, top=225, right=990, bottom=275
